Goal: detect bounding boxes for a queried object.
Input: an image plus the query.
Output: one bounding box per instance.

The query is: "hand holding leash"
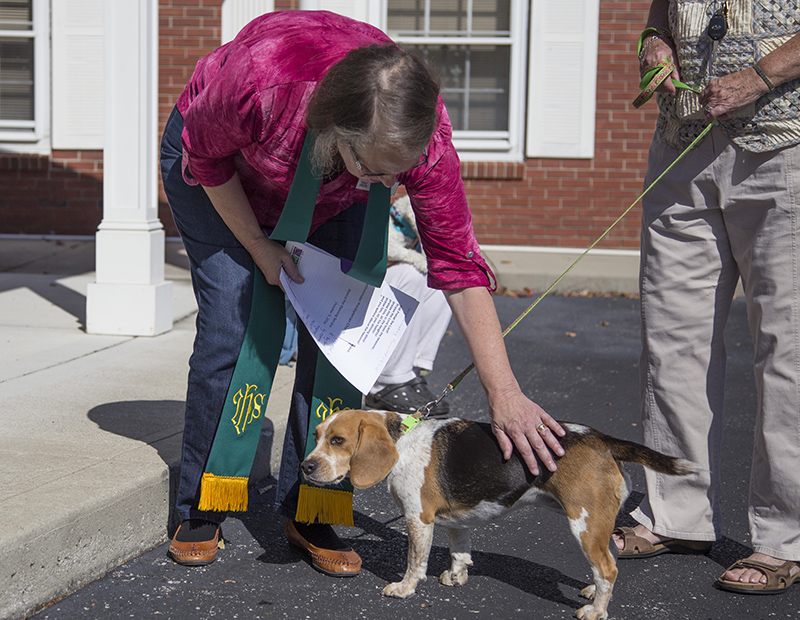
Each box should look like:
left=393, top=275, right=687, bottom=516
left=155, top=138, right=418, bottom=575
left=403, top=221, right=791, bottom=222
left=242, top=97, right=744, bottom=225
left=635, top=26, right=680, bottom=102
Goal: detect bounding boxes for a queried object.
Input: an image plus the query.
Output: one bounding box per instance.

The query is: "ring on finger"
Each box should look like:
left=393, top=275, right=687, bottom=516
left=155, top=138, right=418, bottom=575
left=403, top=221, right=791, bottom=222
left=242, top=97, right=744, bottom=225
left=536, top=423, right=547, bottom=433
left=704, top=104, right=713, bottom=112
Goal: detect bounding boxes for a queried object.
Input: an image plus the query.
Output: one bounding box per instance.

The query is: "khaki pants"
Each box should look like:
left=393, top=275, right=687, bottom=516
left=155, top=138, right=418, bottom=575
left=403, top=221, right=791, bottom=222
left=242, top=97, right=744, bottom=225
left=633, top=126, right=800, bottom=561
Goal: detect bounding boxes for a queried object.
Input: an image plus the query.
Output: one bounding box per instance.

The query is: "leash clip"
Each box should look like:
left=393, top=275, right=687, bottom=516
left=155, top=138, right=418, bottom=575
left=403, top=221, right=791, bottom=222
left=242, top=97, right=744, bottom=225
left=400, top=386, right=454, bottom=434
left=415, top=385, right=453, bottom=419
left=402, top=386, right=453, bottom=435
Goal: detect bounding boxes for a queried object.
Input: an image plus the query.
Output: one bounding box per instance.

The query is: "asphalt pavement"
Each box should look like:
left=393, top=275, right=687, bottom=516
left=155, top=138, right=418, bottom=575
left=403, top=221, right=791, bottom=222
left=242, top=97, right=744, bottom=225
left=3, top=237, right=797, bottom=620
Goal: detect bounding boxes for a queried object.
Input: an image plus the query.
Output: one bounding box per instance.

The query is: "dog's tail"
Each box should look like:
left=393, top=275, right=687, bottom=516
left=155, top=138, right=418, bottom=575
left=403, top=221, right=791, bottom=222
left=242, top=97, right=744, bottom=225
left=605, top=435, right=699, bottom=476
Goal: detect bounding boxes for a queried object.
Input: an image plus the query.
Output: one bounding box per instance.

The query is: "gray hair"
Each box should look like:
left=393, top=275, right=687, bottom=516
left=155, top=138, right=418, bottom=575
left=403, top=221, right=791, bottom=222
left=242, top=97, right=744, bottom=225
left=306, top=44, right=441, bottom=174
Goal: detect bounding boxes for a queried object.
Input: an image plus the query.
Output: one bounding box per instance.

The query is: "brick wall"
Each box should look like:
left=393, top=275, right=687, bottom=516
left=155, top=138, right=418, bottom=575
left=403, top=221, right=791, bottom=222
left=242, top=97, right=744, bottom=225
left=157, top=0, right=225, bottom=237
left=0, top=150, right=103, bottom=236
left=1, top=1, right=655, bottom=251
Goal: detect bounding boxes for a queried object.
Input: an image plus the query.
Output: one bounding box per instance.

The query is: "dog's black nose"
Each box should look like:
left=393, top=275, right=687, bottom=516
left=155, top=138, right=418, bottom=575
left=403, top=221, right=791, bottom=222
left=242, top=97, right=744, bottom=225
left=301, top=459, right=318, bottom=475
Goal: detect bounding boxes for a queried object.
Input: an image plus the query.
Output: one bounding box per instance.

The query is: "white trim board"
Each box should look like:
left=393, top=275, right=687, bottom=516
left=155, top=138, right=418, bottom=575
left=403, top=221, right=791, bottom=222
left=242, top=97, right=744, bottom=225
left=480, top=244, right=640, bottom=294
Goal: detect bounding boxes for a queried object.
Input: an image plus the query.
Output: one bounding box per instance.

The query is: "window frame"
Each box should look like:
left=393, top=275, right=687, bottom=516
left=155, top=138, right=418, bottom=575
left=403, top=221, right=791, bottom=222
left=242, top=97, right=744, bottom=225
left=0, top=0, right=50, bottom=152
left=381, top=0, right=528, bottom=162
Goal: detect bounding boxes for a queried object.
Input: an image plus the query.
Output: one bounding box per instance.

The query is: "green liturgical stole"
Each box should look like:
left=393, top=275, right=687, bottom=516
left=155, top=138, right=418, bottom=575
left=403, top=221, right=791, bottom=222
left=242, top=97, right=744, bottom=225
left=197, top=133, right=391, bottom=525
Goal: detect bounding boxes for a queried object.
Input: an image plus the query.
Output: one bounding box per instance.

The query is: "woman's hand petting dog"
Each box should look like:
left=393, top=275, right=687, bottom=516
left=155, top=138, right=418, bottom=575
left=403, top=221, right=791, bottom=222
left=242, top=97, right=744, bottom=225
left=489, top=387, right=566, bottom=475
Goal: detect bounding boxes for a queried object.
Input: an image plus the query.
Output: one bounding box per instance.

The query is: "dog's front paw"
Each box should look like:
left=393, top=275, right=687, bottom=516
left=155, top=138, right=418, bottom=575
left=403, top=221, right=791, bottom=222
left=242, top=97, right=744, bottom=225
left=574, top=603, right=607, bottom=620
left=382, top=580, right=418, bottom=599
left=579, top=584, right=596, bottom=600
left=439, top=568, right=469, bottom=587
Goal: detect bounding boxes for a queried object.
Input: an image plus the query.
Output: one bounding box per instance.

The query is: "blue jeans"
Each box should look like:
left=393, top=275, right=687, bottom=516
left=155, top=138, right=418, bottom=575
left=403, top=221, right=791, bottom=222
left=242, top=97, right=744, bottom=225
left=160, top=106, right=366, bottom=522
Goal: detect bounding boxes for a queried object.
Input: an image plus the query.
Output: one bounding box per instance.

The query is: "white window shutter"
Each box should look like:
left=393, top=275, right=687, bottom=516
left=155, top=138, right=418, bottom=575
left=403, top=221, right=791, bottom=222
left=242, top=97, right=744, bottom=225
left=526, top=0, right=599, bottom=159
left=221, top=0, right=276, bottom=44
left=52, top=0, right=105, bottom=150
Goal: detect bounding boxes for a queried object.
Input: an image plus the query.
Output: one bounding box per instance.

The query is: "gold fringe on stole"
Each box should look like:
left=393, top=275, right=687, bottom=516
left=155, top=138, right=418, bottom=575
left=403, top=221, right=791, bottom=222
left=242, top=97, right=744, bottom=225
left=197, top=473, right=249, bottom=512
left=296, top=484, right=354, bottom=526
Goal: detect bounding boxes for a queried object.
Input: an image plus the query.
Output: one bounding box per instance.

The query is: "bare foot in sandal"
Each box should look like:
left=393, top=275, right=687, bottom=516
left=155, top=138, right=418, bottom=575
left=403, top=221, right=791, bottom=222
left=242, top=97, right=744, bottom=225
left=613, top=524, right=667, bottom=551
left=723, top=553, right=799, bottom=587
left=613, top=524, right=712, bottom=558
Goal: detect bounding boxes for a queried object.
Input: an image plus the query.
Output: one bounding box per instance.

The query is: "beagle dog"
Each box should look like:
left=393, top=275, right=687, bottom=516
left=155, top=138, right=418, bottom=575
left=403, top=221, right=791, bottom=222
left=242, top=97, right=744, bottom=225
left=301, top=409, right=698, bottom=620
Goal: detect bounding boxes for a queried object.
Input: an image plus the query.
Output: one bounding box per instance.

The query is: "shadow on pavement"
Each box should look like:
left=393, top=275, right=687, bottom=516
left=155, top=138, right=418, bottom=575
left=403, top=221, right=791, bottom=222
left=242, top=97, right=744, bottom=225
left=88, top=398, right=277, bottom=536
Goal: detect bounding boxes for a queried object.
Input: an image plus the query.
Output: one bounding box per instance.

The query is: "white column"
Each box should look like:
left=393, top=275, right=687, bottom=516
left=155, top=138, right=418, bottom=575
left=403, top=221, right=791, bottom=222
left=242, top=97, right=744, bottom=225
left=86, top=0, right=172, bottom=336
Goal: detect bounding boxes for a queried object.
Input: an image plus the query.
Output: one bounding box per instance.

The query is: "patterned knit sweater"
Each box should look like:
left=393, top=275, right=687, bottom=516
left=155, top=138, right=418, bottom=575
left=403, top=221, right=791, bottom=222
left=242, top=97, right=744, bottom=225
left=658, top=0, right=800, bottom=151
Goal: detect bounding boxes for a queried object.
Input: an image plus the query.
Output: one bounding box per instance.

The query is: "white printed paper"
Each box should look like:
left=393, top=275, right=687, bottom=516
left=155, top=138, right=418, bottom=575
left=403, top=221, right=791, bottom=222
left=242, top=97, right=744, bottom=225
left=280, top=242, right=419, bottom=394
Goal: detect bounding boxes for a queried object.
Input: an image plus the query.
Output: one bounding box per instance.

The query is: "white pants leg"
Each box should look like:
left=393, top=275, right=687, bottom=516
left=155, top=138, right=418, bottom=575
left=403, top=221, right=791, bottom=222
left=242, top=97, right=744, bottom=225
left=372, top=262, right=451, bottom=390
left=633, top=128, right=800, bottom=560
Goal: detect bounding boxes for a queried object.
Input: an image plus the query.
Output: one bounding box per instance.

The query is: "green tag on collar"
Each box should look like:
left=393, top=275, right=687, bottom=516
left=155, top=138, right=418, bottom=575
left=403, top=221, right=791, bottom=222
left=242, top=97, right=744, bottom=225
left=401, top=415, right=421, bottom=434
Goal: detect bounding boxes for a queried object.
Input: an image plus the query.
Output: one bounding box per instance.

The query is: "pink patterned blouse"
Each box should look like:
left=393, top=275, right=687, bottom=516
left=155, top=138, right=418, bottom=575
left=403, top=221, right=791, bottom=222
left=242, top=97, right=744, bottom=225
left=176, top=10, right=494, bottom=291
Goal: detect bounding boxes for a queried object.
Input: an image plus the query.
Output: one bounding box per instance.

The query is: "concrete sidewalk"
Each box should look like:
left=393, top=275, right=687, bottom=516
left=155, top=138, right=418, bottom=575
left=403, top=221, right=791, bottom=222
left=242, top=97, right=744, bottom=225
left=0, top=238, right=295, bottom=620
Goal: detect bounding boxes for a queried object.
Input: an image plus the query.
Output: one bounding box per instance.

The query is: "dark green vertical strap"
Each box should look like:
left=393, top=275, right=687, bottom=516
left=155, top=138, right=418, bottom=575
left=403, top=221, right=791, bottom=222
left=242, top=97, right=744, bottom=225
left=204, top=270, right=285, bottom=477
left=343, top=182, right=391, bottom=287
left=268, top=133, right=391, bottom=290
left=269, top=133, right=323, bottom=243
left=199, top=130, right=393, bottom=514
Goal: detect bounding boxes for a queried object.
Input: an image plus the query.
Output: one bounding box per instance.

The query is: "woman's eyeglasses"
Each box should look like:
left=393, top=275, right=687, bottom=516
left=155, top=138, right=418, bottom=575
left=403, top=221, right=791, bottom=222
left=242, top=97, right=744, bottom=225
left=349, top=144, right=428, bottom=178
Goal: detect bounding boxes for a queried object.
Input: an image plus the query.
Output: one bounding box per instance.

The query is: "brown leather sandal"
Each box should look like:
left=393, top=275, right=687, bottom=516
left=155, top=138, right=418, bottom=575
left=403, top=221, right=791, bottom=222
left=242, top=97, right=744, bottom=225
left=614, top=526, right=712, bottom=559
left=717, top=558, right=800, bottom=595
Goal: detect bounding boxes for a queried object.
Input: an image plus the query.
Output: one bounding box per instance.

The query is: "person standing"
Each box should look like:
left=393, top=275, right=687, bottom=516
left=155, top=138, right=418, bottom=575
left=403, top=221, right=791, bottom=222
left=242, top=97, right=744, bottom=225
left=614, top=0, right=800, bottom=594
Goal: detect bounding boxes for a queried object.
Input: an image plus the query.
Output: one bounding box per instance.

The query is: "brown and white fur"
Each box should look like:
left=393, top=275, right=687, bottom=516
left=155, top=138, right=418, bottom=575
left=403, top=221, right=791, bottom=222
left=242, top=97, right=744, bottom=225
left=301, top=409, right=698, bottom=620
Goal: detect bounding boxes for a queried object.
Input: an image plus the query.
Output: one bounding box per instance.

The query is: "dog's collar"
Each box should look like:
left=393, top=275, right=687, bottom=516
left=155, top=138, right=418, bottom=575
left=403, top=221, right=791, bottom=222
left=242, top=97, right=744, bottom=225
left=400, top=413, right=423, bottom=434
left=399, top=386, right=452, bottom=434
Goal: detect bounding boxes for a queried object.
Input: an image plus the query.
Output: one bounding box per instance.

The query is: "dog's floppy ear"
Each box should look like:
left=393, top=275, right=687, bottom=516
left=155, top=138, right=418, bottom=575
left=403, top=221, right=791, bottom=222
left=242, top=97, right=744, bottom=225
left=349, top=417, right=399, bottom=488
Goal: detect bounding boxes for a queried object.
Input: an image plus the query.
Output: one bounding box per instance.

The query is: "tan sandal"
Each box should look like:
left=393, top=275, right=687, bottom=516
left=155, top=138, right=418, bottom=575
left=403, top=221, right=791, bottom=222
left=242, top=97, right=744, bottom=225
left=717, top=558, right=800, bottom=595
left=614, top=526, right=712, bottom=559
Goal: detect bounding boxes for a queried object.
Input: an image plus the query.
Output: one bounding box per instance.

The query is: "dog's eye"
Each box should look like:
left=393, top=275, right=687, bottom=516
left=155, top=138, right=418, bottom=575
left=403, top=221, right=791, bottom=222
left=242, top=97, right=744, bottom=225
left=330, top=436, right=345, bottom=445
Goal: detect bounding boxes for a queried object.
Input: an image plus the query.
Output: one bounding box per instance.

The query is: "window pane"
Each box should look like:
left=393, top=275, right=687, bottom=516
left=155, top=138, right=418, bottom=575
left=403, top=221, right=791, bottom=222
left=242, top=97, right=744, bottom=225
left=473, top=0, right=510, bottom=34
left=388, top=0, right=517, bottom=141
left=0, top=0, right=33, bottom=31
left=429, top=0, right=468, bottom=34
left=0, top=37, right=34, bottom=121
left=406, top=44, right=509, bottom=132
left=388, top=0, right=511, bottom=36
left=387, top=0, right=424, bottom=33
